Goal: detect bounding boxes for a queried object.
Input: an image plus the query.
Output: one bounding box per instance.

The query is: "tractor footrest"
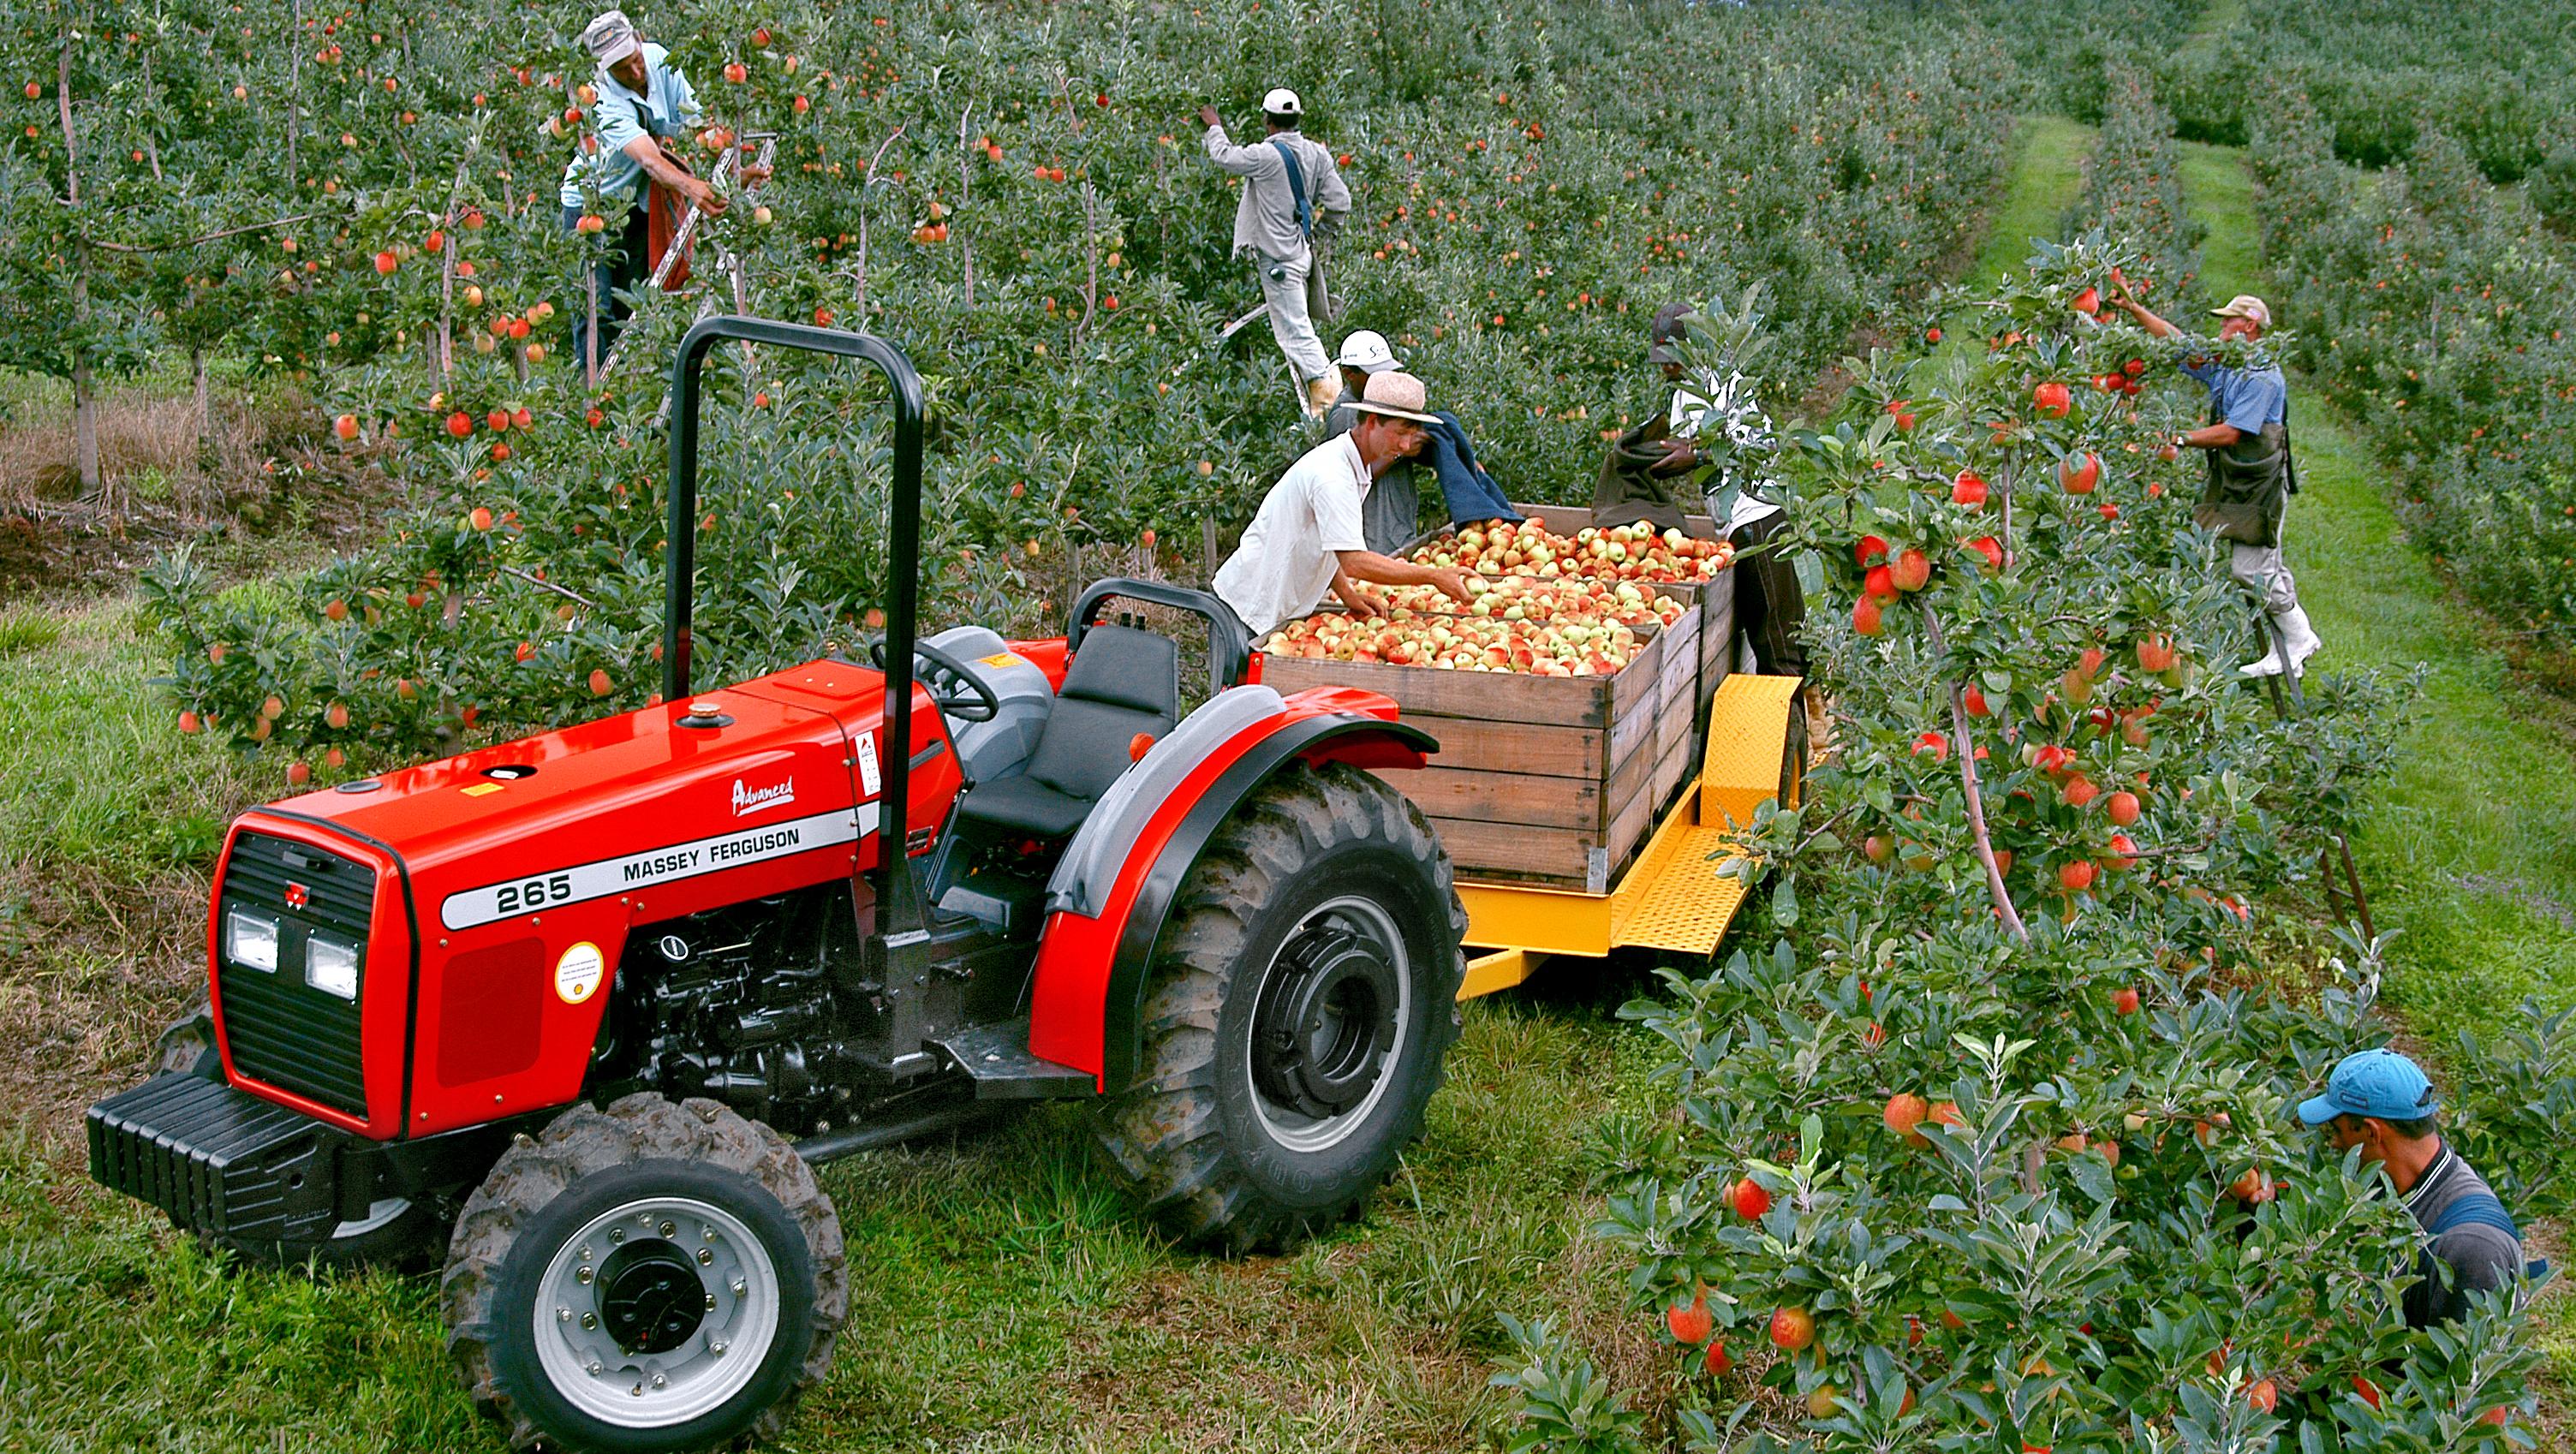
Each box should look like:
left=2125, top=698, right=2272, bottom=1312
left=86, top=1073, right=346, bottom=1241
left=933, top=1019, right=1094, bottom=1100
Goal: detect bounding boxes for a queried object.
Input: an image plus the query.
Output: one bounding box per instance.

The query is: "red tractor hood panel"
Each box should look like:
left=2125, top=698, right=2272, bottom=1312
left=237, top=657, right=961, bottom=1139
left=277, top=693, right=850, bottom=875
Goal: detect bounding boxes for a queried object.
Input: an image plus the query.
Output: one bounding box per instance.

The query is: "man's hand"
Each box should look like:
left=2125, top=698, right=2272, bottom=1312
left=693, top=180, right=729, bottom=218
left=1650, top=437, right=1702, bottom=476
left=1337, top=581, right=1391, bottom=618
left=1196, top=104, right=1222, bottom=131
left=1423, top=566, right=1474, bottom=605
left=2108, top=265, right=2135, bottom=306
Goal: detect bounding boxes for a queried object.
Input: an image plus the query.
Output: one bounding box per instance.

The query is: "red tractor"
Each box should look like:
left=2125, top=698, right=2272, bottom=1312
left=87, top=319, right=1468, bottom=1451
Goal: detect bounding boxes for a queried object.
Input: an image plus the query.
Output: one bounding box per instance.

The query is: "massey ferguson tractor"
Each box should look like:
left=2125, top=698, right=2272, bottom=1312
left=86, top=319, right=1470, bottom=1452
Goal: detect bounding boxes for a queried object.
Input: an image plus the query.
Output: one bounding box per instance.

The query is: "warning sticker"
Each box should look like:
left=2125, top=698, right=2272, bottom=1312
left=438, top=806, right=876, bottom=931
left=855, top=730, right=883, bottom=797
left=461, top=783, right=505, bottom=798
left=977, top=651, right=1023, bottom=670
left=554, top=941, right=605, bottom=1004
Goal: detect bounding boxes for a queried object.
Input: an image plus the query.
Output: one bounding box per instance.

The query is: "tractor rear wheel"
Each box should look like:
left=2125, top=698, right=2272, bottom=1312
left=442, top=1093, right=845, bottom=1452
left=1095, top=761, right=1467, bottom=1251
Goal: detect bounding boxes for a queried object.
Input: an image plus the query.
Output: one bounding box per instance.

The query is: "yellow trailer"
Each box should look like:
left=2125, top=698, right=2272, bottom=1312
left=1454, top=671, right=1804, bottom=998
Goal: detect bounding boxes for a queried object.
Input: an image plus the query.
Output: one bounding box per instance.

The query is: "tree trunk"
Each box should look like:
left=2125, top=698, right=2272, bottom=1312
left=73, top=345, right=100, bottom=497
left=192, top=348, right=210, bottom=444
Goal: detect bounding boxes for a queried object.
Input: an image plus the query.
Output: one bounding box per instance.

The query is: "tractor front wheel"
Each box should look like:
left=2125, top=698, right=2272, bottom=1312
left=155, top=997, right=444, bottom=1269
left=442, top=1093, right=845, bottom=1452
left=1096, top=761, right=1467, bottom=1251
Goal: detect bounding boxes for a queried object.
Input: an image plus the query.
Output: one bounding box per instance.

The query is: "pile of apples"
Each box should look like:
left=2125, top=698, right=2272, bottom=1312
left=1264, top=608, right=1642, bottom=676
left=1409, top=516, right=1732, bottom=585
left=1379, top=574, right=1686, bottom=629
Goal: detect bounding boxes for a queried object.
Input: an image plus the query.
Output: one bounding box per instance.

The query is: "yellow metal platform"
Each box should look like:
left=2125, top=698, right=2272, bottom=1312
left=1456, top=673, right=1803, bottom=999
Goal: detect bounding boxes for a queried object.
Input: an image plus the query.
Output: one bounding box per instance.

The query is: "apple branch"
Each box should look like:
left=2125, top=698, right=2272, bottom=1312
left=1996, top=459, right=2015, bottom=571
left=1923, top=607, right=2029, bottom=944
left=82, top=214, right=318, bottom=253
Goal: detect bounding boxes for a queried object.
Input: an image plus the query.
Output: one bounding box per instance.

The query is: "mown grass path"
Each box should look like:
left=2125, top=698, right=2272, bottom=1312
left=2170, top=124, right=2576, bottom=1401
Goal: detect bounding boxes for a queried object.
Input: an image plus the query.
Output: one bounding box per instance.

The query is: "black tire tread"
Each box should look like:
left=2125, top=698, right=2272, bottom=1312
left=1093, top=762, right=1467, bottom=1252
left=439, top=1093, right=846, bottom=1451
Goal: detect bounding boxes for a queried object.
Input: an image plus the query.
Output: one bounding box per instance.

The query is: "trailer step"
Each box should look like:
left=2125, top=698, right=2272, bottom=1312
left=932, top=1018, right=1096, bottom=1099
left=1614, top=825, right=1749, bottom=954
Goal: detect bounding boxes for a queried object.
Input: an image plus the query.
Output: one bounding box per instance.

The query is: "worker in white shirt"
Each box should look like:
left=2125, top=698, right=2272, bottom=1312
left=1213, top=372, right=1474, bottom=638
left=1197, top=88, right=1352, bottom=418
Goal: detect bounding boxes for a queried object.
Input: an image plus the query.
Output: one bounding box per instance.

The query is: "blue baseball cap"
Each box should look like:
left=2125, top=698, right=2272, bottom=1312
left=2297, top=1048, right=2440, bottom=1126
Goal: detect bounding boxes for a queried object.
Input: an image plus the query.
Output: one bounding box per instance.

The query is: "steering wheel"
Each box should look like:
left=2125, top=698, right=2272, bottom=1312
left=870, top=638, right=1002, bottom=723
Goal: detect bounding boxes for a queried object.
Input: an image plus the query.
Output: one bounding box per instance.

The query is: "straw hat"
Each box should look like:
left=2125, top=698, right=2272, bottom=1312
left=1345, top=372, right=1440, bottom=425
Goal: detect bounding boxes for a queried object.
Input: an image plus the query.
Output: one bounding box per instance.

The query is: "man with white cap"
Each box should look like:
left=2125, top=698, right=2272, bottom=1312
left=1326, top=330, right=1522, bottom=551
left=558, top=10, right=731, bottom=375
left=1213, top=372, right=1474, bottom=639
left=2109, top=270, right=2320, bottom=678
left=1197, top=90, right=1351, bottom=418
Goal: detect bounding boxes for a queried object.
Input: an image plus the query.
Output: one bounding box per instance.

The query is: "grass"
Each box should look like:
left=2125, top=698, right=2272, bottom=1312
left=0, top=992, right=1661, bottom=1452
left=1919, top=115, right=2098, bottom=381
left=2173, top=126, right=2576, bottom=1409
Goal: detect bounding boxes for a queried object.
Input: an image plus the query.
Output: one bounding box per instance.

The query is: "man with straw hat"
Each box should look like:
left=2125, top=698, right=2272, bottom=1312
left=1213, top=372, right=1475, bottom=638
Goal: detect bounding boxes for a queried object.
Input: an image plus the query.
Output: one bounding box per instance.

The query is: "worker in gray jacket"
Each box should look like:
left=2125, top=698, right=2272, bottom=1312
left=1198, top=89, right=1351, bottom=418
left=2299, top=1049, right=2530, bottom=1328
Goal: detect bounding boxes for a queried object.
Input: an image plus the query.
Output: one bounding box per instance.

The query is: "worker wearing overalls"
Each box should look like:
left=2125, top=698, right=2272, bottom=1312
left=2109, top=274, right=2321, bottom=677
left=1199, top=89, right=1352, bottom=419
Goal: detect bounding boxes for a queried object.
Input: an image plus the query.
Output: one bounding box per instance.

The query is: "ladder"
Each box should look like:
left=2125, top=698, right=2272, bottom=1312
left=593, top=130, right=779, bottom=385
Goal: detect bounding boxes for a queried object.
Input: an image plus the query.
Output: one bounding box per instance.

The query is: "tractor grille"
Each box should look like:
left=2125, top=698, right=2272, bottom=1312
left=216, top=832, right=378, bottom=1119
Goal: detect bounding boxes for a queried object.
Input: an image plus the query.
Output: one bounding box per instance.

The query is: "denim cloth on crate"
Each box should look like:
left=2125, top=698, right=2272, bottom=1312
left=1423, top=412, right=1522, bottom=527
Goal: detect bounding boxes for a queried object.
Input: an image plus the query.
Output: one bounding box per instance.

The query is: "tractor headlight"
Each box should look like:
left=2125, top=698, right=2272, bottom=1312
left=305, top=936, right=361, bottom=1001
left=226, top=909, right=280, bottom=972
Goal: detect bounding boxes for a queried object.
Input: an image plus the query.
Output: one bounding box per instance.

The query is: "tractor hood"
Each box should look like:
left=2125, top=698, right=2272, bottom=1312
left=267, top=664, right=892, bottom=900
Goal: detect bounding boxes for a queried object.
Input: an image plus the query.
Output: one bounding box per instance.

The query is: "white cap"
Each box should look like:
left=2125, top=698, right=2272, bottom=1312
left=1261, top=87, right=1302, bottom=117
left=580, top=9, right=643, bottom=65
left=1333, top=330, right=1398, bottom=374
left=2210, top=294, right=2272, bottom=329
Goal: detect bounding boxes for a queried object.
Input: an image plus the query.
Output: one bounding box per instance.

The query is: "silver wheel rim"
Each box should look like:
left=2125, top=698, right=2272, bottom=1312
left=331, top=1197, right=411, bottom=1239
left=1246, top=894, right=1413, bottom=1154
left=531, top=1195, right=782, bottom=1428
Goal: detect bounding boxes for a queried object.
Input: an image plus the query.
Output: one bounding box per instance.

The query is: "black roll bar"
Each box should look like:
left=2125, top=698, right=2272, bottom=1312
left=665, top=315, right=929, bottom=941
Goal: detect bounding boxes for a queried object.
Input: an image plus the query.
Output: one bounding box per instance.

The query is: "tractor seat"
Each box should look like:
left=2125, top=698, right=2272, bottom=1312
left=953, top=624, right=1180, bottom=842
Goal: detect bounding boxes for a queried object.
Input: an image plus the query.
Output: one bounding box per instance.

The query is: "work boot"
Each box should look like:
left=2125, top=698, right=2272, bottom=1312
left=1303, top=375, right=1339, bottom=420
left=2237, top=606, right=2321, bottom=678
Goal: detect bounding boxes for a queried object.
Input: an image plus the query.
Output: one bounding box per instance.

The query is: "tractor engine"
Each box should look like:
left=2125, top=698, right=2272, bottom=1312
left=600, top=883, right=874, bottom=1132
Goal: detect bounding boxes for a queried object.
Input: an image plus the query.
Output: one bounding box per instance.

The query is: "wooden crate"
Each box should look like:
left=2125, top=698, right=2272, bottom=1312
left=1260, top=621, right=1667, bottom=893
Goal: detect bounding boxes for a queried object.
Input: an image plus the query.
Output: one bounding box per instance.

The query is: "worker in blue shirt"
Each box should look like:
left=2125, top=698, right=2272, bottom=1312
left=2109, top=271, right=2320, bottom=677
left=559, top=10, right=732, bottom=376
left=2298, top=1049, right=2529, bottom=1329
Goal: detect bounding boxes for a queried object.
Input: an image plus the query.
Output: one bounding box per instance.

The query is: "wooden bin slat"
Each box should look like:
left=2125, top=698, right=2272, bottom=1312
left=1259, top=595, right=1670, bottom=890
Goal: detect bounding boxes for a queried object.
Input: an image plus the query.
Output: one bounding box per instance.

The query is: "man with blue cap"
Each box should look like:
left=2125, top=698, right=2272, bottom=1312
left=2299, top=1048, right=2526, bottom=1328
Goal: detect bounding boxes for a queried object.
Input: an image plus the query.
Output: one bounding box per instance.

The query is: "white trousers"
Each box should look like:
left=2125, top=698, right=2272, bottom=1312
left=1255, top=248, right=1332, bottom=384
left=2230, top=539, right=2300, bottom=615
